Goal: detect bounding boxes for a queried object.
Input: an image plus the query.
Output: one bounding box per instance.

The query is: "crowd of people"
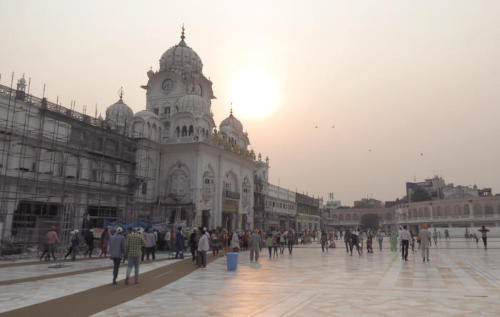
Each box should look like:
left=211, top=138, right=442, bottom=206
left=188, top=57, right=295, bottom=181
left=37, top=223, right=492, bottom=285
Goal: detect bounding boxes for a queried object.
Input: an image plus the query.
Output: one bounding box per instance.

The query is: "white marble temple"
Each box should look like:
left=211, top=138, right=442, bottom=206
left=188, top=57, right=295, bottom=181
left=94, top=240, right=500, bottom=317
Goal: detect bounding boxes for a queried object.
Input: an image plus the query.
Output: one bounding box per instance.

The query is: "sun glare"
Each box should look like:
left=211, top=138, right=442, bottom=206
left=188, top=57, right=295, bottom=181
left=228, top=69, right=279, bottom=118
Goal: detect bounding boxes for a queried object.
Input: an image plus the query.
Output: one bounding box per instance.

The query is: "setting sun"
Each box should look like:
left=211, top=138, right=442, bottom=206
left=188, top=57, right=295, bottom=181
left=228, top=69, right=279, bottom=118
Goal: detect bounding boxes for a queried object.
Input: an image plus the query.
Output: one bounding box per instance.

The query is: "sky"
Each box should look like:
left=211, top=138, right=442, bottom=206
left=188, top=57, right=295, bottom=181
left=1, top=0, right=499, bottom=205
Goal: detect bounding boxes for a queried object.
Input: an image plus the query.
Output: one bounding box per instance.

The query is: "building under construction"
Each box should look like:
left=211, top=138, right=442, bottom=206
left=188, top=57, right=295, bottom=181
left=0, top=76, right=152, bottom=252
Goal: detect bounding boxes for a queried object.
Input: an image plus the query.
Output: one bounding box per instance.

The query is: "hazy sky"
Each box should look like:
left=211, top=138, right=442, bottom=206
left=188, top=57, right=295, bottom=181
left=1, top=1, right=499, bottom=205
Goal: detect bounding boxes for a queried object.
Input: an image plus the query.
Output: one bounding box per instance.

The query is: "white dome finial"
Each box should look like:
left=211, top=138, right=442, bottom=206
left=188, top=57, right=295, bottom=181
left=179, top=24, right=186, bottom=46
left=118, top=86, right=124, bottom=101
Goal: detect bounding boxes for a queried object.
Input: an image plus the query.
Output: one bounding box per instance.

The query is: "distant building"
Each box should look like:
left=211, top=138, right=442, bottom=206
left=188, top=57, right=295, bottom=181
left=406, top=176, right=446, bottom=202
left=296, top=193, right=320, bottom=232
left=407, top=176, right=492, bottom=202
left=353, top=198, right=383, bottom=208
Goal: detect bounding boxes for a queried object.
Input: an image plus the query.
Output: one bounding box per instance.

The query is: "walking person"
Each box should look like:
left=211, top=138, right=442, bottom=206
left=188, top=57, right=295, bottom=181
left=211, top=230, right=221, bottom=256
left=197, top=227, right=210, bottom=268
left=419, top=224, right=431, bottom=262
left=99, top=228, right=109, bottom=257
left=344, top=230, right=352, bottom=254
left=164, top=229, right=171, bottom=251
left=142, top=228, right=157, bottom=261
left=39, top=226, right=59, bottom=261
left=399, top=225, right=411, bottom=261
left=478, top=226, right=490, bottom=249
left=189, top=228, right=198, bottom=262
left=377, top=230, right=384, bottom=251
left=279, top=230, right=286, bottom=255
left=432, top=229, right=438, bottom=247
left=320, top=231, right=328, bottom=253
left=84, top=229, right=95, bottom=258
left=272, top=233, right=279, bottom=258
left=108, top=227, right=125, bottom=285
left=473, top=233, right=479, bottom=247
left=266, top=234, right=273, bottom=258
left=249, top=229, right=261, bottom=262
left=64, top=230, right=80, bottom=261
left=124, top=228, right=145, bottom=285
left=175, top=227, right=185, bottom=259
left=351, top=229, right=361, bottom=256
left=390, top=231, right=398, bottom=252
left=287, top=229, right=295, bottom=255
left=366, top=232, right=373, bottom=253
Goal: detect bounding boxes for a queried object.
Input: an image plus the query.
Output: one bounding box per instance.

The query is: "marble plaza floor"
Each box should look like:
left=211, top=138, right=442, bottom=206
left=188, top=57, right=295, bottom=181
left=0, top=256, right=181, bottom=313
left=1, top=240, right=499, bottom=316
left=95, top=240, right=500, bottom=317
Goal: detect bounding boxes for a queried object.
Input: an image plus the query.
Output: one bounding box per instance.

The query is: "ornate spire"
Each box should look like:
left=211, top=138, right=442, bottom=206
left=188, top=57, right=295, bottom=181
left=230, top=102, right=233, bottom=116
left=118, top=86, right=124, bottom=102
left=179, top=24, right=186, bottom=46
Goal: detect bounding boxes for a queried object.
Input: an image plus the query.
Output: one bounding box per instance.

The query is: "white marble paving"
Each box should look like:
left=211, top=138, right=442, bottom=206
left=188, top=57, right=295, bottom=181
left=0, top=253, right=174, bottom=282
left=0, top=258, right=181, bottom=313
left=94, top=240, right=500, bottom=317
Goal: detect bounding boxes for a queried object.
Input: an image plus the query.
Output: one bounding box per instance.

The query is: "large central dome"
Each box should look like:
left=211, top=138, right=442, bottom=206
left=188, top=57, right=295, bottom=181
left=159, top=27, right=203, bottom=74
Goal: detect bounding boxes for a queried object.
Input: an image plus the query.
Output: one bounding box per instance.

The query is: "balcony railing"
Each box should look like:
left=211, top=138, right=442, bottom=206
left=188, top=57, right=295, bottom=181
left=224, top=190, right=240, bottom=200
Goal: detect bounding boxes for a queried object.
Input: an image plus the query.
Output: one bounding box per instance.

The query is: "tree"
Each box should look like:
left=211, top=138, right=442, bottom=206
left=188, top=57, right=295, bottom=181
left=411, top=186, right=432, bottom=202
left=360, top=214, right=380, bottom=231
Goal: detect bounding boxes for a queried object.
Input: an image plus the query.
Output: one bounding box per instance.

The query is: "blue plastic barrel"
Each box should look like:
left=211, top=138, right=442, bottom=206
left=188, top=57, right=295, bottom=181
left=226, top=252, right=238, bottom=271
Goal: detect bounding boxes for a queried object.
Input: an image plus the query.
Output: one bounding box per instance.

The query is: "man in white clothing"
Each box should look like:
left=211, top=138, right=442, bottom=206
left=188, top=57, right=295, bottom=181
left=399, top=225, right=411, bottom=261
left=197, top=228, right=210, bottom=268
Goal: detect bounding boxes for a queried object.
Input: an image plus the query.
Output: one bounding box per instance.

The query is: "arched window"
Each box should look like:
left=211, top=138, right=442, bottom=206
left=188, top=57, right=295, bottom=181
left=176, top=126, right=180, bottom=137
left=454, top=205, right=461, bottom=217
left=152, top=124, right=157, bottom=140
left=181, top=126, right=187, bottom=137
left=189, top=125, right=194, bottom=136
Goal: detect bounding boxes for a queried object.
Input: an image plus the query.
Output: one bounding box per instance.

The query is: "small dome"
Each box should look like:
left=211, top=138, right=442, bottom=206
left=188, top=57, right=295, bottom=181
left=177, top=94, right=209, bottom=114
left=105, top=98, right=133, bottom=125
left=220, top=111, right=243, bottom=132
left=135, top=109, right=160, bottom=121
left=159, top=28, right=202, bottom=74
